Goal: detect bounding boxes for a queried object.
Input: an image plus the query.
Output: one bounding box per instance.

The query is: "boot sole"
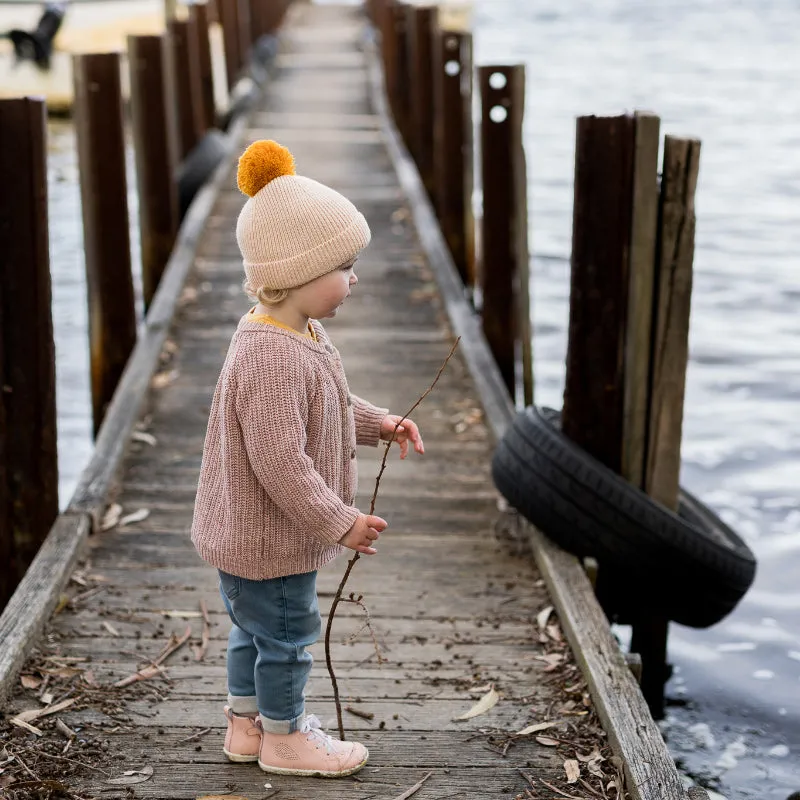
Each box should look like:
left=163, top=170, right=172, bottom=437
left=224, top=749, right=260, bottom=763
left=257, top=753, right=368, bottom=777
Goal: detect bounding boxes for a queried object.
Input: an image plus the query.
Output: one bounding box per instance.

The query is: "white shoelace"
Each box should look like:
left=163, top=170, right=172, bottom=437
left=300, top=714, right=337, bottom=755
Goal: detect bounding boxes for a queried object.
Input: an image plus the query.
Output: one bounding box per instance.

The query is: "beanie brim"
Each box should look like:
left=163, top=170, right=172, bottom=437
left=243, top=212, right=371, bottom=291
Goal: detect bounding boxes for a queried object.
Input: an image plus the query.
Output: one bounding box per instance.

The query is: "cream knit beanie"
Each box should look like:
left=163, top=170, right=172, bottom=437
left=235, top=140, right=371, bottom=290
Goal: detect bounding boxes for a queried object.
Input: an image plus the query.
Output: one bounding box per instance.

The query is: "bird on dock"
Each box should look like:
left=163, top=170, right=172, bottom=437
left=4, top=2, right=66, bottom=70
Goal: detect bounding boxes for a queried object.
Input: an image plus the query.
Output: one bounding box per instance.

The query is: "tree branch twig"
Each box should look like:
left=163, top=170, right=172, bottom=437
left=324, top=338, right=460, bottom=739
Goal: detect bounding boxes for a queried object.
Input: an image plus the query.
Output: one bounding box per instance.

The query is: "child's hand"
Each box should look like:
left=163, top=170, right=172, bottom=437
left=339, top=513, right=387, bottom=555
left=380, top=414, right=425, bottom=459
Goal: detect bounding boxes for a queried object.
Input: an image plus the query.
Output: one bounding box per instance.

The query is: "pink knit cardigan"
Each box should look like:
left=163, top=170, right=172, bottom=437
left=191, top=314, right=387, bottom=579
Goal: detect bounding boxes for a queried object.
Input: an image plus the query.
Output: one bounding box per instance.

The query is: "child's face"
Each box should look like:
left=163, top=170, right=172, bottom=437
left=293, top=257, right=359, bottom=319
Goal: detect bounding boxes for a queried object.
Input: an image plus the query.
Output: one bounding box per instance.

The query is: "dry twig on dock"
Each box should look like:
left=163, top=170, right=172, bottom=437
left=324, top=338, right=460, bottom=740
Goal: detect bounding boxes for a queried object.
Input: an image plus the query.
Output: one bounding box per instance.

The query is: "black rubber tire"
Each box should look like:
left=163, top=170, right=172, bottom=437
left=491, top=406, right=757, bottom=628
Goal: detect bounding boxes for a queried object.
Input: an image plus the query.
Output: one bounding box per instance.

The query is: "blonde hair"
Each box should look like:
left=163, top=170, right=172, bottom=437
left=243, top=279, right=290, bottom=307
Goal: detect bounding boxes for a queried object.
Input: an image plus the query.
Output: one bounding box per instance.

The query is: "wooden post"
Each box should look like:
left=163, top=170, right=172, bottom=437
left=189, top=4, right=215, bottom=133
left=73, top=52, right=137, bottom=436
left=432, top=29, right=470, bottom=284
left=128, top=34, right=180, bottom=311
left=379, top=0, right=397, bottom=116
left=478, top=65, right=531, bottom=404
left=237, top=0, right=252, bottom=66
left=167, top=18, right=202, bottom=161
left=631, top=136, right=700, bottom=718
left=562, top=114, right=636, bottom=470
left=460, top=32, right=475, bottom=291
left=0, top=97, right=59, bottom=607
left=406, top=4, right=437, bottom=198
left=218, top=0, right=240, bottom=92
left=391, top=1, right=410, bottom=143
left=646, top=137, right=700, bottom=508
left=622, top=112, right=661, bottom=486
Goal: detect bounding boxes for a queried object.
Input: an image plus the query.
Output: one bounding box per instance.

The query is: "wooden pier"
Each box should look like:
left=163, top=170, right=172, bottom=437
left=0, top=4, right=701, bottom=799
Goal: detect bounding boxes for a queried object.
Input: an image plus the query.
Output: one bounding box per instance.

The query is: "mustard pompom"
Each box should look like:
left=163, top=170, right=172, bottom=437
left=237, top=140, right=296, bottom=197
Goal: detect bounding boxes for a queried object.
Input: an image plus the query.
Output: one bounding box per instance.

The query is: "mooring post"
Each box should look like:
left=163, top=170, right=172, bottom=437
left=73, top=52, right=137, bottom=436
left=167, top=18, right=202, bottom=161
left=432, top=29, right=470, bottom=285
left=0, top=97, right=59, bottom=607
left=460, top=32, right=475, bottom=291
left=562, top=114, right=636, bottom=470
left=189, top=3, right=217, bottom=131
left=237, top=0, right=252, bottom=65
left=379, top=0, right=398, bottom=117
left=390, top=1, right=410, bottom=144
left=128, top=34, right=180, bottom=311
left=633, top=135, right=701, bottom=717
left=478, top=64, right=531, bottom=405
left=406, top=4, right=438, bottom=200
left=218, top=0, right=241, bottom=93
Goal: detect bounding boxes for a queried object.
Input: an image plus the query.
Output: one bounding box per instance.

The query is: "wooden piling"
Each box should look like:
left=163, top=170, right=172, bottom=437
left=390, top=1, right=410, bottom=143
left=379, top=0, right=398, bottom=118
left=631, top=136, right=700, bottom=716
left=73, top=52, right=137, bottom=436
left=460, top=32, right=475, bottom=290
left=218, top=0, right=241, bottom=93
left=128, top=35, right=180, bottom=311
left=478, top=65, right=531, bottom=404
left=646, top=136, right=700, bottom=508
left=167, top=18, right=202, bottom=161
left=406, top=4, right=437, bottom=198
left=622, top=112, right=661, bottom=485
left=237, top=0, right=252, bottom=65
left=432, top=29, right=470, bottom=284
left=562, top=114, right=636, bottom=469
left=189, top=3, right=216, bottom=133
left=0, top=97, right=59, bottom=607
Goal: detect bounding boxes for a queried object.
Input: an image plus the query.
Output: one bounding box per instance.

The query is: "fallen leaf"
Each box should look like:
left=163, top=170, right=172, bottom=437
left=14, top=697, right=76, bottom=723
left=152, top=370, right=179, bottom=389
left=20, top=675, right=41, bottom=690
left=564, top=758, right=580, bottom=783
left=119, top=508, right=150, bottom=527
left=546, top=623, right=563, bottom=643
left=40, top=691, right=54, bottom=705
left=101, top=503, right=122, bottom=531
left=536, top=605, right=554, bottom=630
left=9, top=718, right=43, bottom=736
left=535, top=735, right=559, bottom=747
left=535, top=652, right=565, bottom=672
left=577, top=748, right=604, bottom=763
left=106, top=765, right=154, bottom=785
left=453, top=685, right=499, bottom=720
left=516, top=720, right=561, bottom=736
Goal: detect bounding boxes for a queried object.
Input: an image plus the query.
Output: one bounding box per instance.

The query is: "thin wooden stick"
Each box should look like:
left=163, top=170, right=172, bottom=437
left=325, top=338, right=460, bottom=740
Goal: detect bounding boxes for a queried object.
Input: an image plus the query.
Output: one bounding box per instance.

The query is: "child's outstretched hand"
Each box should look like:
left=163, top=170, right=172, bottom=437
left=380, top=414, right=425, bottom=459
left=339, top=513, right=387, bottom=555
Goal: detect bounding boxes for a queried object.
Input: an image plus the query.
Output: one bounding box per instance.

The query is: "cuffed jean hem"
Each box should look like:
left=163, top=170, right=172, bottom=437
left=228, top=694, right=259, bottom=715
left=259, top=710, right=305, bottom=735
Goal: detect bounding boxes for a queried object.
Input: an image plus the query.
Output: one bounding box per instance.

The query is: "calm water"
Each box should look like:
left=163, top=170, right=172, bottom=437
left=46, top=1, right=798, bottom=797
left=473, top=0, right=799, bottom=797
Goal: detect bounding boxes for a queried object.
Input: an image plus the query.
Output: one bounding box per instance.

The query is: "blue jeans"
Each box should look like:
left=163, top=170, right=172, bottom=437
left=218, top=569, right=320, bottom=734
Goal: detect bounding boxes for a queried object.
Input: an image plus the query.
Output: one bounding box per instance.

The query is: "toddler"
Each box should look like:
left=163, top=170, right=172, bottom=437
left=191, top=140, right=424, bottom=778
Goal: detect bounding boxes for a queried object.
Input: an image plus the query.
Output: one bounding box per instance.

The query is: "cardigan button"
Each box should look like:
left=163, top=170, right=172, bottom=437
left=325, top=344, right=334, bottom=354
left=350, top=449, right=356, bottom=459
left=347, top=395, right=352, bottom=406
